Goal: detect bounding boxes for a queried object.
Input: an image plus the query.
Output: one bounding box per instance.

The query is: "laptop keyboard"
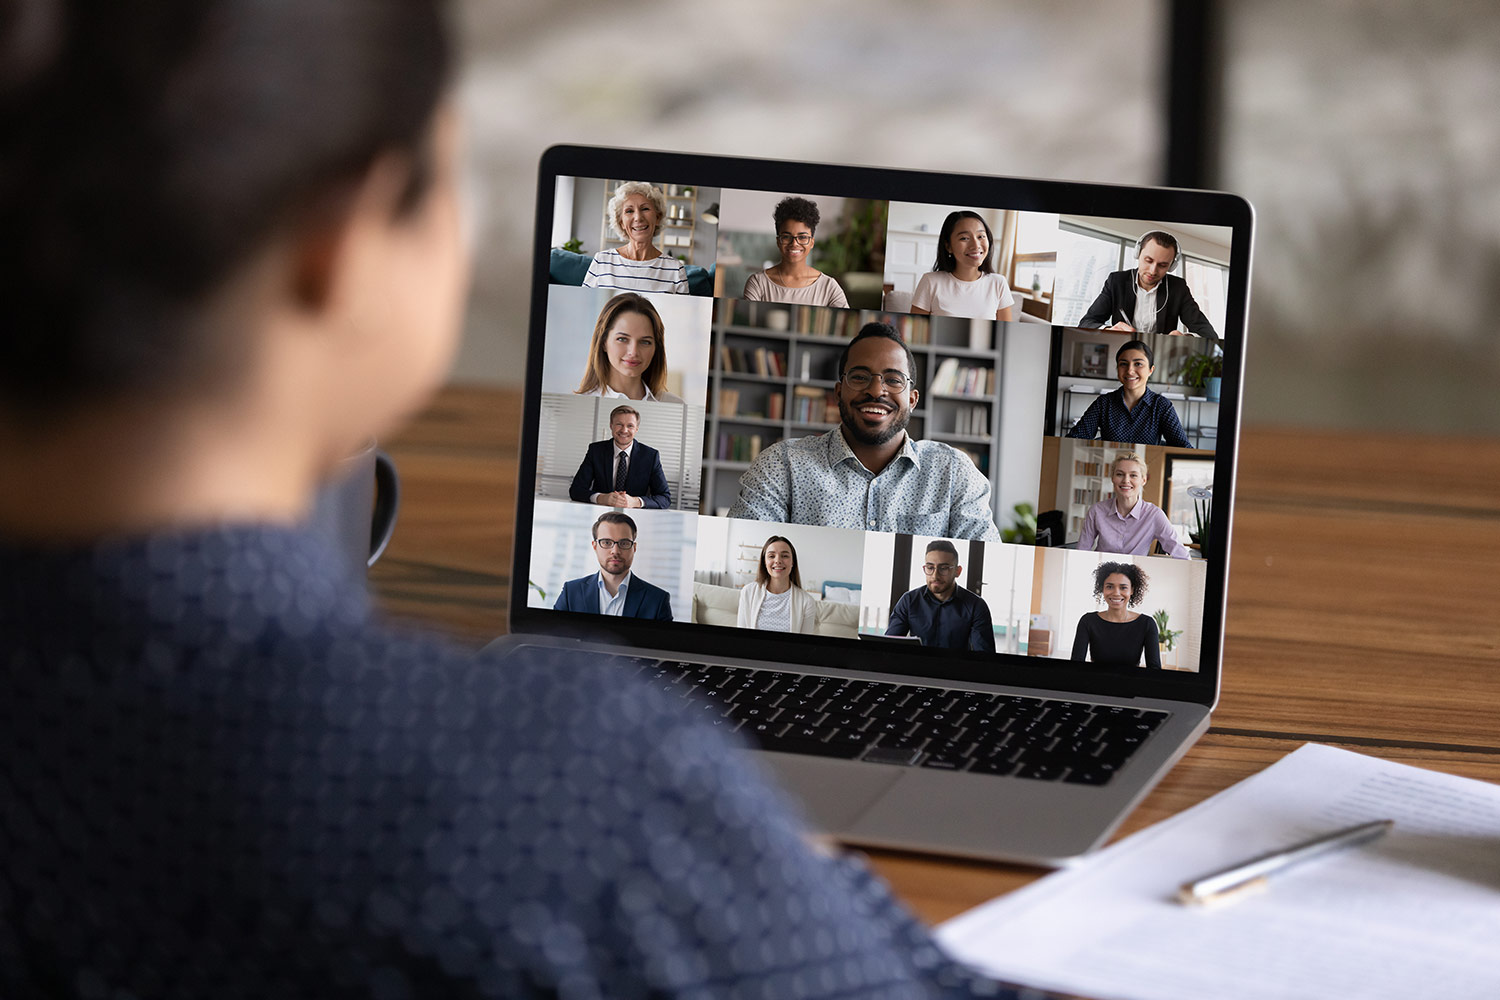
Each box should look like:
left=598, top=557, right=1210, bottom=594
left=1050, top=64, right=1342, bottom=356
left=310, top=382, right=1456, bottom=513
left=621, top=658, right=1168, bottom=786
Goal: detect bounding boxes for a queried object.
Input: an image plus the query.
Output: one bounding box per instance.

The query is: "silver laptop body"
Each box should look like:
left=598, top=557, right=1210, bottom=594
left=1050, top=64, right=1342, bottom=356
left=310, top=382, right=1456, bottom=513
left=494, top=146, right=1252, bottom=865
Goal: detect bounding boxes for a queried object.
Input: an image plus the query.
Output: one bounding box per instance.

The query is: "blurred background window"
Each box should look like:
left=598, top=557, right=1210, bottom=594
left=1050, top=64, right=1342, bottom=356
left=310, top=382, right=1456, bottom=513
left=455, top=0, right=1500, bottom=434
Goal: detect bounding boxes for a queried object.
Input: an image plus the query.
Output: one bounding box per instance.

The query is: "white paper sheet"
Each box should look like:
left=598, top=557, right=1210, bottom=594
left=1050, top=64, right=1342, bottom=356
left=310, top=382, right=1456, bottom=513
left=937, top=744, right=1500, bottom=1000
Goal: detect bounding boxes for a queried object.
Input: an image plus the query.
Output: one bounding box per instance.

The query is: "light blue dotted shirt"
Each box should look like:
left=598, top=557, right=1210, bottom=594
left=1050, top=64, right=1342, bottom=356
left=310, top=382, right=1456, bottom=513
left=729, top=428, right=1003, bottom=541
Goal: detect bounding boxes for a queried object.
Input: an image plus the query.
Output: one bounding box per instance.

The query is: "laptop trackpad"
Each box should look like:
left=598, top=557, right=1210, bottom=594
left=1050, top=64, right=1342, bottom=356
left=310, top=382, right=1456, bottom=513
left=754, top=753, right=904, bottom=831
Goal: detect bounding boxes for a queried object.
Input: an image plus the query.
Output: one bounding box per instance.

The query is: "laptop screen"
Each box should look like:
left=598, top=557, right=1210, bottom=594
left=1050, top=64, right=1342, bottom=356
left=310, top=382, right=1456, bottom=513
left=515, top=147, right=1251, bottom=708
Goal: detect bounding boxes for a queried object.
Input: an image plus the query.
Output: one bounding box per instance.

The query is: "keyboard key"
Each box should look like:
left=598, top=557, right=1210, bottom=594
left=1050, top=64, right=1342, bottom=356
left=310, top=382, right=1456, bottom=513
left=920, top=752, right=968, bottom=770
left=862, top=746, right=923, bottom=766
left=970, top=758, right=1019, bottom=776
left=752, top=733, right=864, bottom=759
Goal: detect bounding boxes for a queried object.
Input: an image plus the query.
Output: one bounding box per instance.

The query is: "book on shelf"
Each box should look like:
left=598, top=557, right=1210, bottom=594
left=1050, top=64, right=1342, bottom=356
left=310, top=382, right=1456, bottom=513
left=717, top=388, right=740, bottom=414
left=790, top=384, right=837, bottom=424
left=929, top=357, right=996, bottom=396
left=767, top=391, right=784, bottom=421
left=952, top=404, right=991, bottom=437
left=1073, top=459, right=1103, bottom=476
left=718, top=344, right=787, bottom=376
left=716, top=431, right=768, bottom=463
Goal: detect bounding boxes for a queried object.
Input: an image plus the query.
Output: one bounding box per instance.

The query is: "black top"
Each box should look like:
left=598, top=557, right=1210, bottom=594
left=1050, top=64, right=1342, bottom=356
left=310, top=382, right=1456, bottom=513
left=1071, top=611, right=1163, bottom=668
left=1076, top=269, right=1219, bottom=342
left=0, top=524, right=1030, bottom=999
left=886, top=584, right=996, bottom=652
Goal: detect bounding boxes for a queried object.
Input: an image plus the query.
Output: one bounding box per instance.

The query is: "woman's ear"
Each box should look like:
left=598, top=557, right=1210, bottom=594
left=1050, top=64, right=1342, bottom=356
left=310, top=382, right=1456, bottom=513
left=284, top=149, right=421, bottom=313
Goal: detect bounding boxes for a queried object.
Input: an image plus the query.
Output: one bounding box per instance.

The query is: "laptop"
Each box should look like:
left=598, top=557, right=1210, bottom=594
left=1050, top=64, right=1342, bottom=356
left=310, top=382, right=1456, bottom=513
left=493, top=144, right=1253, bottom=865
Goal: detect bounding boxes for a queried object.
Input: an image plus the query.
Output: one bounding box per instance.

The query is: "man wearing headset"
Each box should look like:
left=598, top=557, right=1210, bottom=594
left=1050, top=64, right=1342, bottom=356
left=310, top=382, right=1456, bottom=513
left=1077, top=230, right=1219, bottom=342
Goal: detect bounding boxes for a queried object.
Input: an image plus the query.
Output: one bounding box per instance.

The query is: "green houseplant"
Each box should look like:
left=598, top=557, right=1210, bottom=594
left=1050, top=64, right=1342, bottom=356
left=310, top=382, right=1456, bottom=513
left=1153, top=609, right=1183, bottom=652
left=1180, top=351, right=1224, bottom=401
left=814, top=199, right=887, bottom=308
left=1001, top=502, right=1036, bottom=545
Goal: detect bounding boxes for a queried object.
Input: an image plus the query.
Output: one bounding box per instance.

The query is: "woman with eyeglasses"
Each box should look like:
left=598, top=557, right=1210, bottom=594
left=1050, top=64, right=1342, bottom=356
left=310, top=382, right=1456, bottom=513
left=911, top=210, right=1016, bottom=322
left=736, top=535, right=820, bottom=633
left=741, top=196, right=849, bottom=307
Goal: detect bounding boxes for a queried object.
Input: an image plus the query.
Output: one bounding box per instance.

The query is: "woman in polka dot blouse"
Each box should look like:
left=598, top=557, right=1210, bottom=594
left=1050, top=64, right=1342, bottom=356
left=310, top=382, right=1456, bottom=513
left=0, top=2, right=1055, bottom=997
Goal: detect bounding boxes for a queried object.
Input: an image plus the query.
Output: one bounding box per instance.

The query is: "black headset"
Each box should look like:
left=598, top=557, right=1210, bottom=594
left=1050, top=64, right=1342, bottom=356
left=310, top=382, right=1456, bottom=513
left=1135, top=231, right=1182, bottom=274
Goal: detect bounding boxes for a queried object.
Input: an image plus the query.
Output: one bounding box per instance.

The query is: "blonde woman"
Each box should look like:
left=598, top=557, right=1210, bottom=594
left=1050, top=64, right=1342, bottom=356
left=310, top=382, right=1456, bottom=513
left=574, top=292, right=684, bottom=403
left=736, top=536, right=819, bottom=633
left=582, top=181, right=689, bottom=293
left=1077, top=452, right=1189, bottom=558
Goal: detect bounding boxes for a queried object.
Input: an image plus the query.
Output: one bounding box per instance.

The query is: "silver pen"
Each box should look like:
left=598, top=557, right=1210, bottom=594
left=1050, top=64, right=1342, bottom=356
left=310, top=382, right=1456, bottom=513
left=1177, top=818, right=1395, bottom=906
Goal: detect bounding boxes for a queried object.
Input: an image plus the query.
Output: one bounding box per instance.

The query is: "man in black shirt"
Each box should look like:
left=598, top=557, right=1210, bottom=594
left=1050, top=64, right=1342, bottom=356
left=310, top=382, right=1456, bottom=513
left=886, top=539, right=997, bottom=652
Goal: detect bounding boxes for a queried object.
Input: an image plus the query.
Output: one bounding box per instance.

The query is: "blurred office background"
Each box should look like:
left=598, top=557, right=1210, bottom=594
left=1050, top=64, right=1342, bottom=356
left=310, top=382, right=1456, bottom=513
left=454, top=0, right=1500, bottom=434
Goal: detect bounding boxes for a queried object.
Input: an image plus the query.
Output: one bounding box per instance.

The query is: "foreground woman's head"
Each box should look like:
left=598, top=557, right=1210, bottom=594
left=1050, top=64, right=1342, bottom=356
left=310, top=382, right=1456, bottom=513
left=1, top=0, right=463, bottom=461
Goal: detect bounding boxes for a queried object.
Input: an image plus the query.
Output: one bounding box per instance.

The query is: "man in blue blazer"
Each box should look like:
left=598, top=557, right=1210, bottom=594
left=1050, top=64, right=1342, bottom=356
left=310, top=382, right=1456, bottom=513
left=569, top=405, right=672, bottom=509
left=554, top=511, right=674, bottom=620
left=1077, top=230, right=1219, bottom=342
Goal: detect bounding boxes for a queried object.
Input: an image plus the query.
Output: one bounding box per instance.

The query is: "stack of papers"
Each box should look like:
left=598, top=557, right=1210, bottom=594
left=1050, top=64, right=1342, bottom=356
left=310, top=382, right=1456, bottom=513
left=938, top=744, right=1500, bottom=1000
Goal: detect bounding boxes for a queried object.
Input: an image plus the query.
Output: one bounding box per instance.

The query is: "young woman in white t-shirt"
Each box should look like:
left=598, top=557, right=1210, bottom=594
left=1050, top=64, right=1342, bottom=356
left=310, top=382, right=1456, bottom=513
left=910, top=210, right=1016, bottom=322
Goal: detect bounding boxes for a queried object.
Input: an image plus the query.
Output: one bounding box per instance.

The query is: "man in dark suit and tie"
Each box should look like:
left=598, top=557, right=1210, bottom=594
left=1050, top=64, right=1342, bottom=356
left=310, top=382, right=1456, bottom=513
left=1077, top=230, right=1219, bottom=342
left=554, top=511, right=674, bottom=619
left=569, top=404, right=672, bottom=509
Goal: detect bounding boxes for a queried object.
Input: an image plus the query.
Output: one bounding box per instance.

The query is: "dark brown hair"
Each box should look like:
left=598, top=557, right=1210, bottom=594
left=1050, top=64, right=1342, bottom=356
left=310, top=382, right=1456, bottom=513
left=756, top=536, right=802, bottom=589
left=576, top=293, right=668, bottom=398
left=0, top=0, right=453, bottom=423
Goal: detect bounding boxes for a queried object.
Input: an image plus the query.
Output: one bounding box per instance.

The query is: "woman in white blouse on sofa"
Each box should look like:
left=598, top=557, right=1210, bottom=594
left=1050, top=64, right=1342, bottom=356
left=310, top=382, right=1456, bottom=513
left=736, top=536, right=819, bottom=633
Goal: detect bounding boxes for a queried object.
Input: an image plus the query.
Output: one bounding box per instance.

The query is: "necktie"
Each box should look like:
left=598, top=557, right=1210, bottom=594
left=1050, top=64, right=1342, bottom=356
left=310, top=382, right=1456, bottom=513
left=614, top=451, right=627, bottom=492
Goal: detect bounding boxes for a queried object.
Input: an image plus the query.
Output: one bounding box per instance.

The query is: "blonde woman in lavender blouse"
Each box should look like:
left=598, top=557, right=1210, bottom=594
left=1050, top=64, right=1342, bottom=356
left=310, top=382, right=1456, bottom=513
left=1077, top=452, right=1190, bottom=558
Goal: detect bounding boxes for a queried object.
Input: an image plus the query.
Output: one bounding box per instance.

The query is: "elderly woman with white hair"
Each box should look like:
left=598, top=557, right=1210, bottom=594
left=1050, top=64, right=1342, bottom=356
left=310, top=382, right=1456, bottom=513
left=582, top=181, right=690, bottom=293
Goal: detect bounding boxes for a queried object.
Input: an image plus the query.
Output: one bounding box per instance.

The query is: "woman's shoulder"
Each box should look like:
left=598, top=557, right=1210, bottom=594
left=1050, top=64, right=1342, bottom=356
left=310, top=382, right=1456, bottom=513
left=655, top=390, right=686, bottom=404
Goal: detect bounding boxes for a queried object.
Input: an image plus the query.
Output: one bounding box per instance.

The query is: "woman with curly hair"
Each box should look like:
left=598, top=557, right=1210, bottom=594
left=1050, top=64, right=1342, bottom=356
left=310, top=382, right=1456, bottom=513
left=741, top=196, right=848, bottom=307
left=1070, top=561, right=1162, bottom=668
left=583, top=180, right=689, bottom=293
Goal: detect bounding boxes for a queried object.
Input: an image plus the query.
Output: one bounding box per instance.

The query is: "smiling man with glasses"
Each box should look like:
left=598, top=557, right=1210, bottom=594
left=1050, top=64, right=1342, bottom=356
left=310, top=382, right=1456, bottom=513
left=885, top=539, right=997, bottom=652
left=553, top=511, right=674, bottom=619
left=729, top=323, right=1001, bottom=540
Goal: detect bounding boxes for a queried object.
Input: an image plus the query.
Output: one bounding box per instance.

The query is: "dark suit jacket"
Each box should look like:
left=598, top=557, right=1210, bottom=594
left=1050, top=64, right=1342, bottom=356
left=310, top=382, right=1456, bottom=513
left=1078, top=270, right=1219, bottom=342
left=554, top=572, right=673, bottom=620
left=569, top=440, right=671, bottom=509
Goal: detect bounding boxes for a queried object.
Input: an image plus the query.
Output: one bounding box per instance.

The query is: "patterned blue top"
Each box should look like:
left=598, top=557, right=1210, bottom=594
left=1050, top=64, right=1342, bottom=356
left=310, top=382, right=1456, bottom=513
left=1066, top=387, right=1191, bottom=447
left=728, top=428, right=1002, bottom=541
left=0, top=524, right=1037, bottom=998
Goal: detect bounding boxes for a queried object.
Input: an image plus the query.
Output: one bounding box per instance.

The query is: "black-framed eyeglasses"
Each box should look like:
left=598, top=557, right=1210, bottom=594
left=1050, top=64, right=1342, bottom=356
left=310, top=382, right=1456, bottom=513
left=922, top=563, right=957, bottom=575
left=594, top=538, right=636, bottom=552
left=776, top=233, right=814, bottom=246
left=842, top=368, right=910, bottom=392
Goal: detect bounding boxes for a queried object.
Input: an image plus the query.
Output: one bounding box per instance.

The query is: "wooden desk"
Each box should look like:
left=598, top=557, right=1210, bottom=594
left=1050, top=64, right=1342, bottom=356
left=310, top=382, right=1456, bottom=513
left=370, top=384, right=1500, bottom=925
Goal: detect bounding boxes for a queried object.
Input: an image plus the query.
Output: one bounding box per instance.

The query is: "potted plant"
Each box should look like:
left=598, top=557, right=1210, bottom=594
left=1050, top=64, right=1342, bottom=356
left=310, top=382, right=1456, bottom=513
left=1001, top=502, right=1036, bottom=545
left=814, top=199, right=887, bottom=308
left=1187, top=487, right=1212, bottom=558
left=1152, top=609, right=1183, bottom=652
left=1180, top=351, right=1224, bottom=402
